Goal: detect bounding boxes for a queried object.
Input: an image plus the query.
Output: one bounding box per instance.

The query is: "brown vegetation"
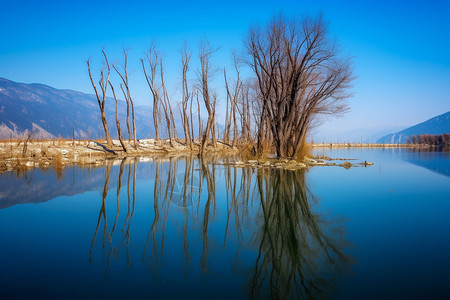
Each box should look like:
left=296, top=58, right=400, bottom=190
left=407, top=134, right=450, bottom=146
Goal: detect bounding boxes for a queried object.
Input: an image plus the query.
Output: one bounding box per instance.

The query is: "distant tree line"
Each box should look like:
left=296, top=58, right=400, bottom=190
left=407, top=134, right=450, bottom=146
left=87, top=13, right=354, bottom=159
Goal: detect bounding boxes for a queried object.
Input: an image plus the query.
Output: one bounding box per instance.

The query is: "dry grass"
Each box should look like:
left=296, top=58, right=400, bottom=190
left=293, top=142, right=312, bottom=161
left=239, top=142, right=257, bottom=160
left=51, top=153, right=64, bottom=178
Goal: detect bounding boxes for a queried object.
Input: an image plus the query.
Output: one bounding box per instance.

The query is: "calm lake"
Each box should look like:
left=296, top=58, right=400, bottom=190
left=0, top=148, right=449, bottom=299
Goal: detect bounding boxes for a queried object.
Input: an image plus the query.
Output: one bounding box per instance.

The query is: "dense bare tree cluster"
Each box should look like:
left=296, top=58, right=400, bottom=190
left=247, top=14, right=353, bottom=158
left=87, top=14, right=353, bottom=159
left=407, top=134, right=450, bottom=146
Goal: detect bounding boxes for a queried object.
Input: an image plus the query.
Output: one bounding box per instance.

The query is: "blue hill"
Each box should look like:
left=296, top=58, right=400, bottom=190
left=377, top=111, right=450, bottom=144
left=0, top=77, right=154, bottom=139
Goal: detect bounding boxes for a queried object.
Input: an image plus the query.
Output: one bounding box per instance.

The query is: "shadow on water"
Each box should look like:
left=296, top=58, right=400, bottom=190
left=85, top=156, right=353, bottom=299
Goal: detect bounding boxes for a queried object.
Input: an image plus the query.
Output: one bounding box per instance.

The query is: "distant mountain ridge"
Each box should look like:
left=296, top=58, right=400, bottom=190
left=0, top=77, right=154, bottom=139
left=377, top=111, right=450, bottom=144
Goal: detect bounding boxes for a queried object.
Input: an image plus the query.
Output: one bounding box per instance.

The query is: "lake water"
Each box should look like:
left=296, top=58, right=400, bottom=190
left=0, top=149, right=449, bottom=299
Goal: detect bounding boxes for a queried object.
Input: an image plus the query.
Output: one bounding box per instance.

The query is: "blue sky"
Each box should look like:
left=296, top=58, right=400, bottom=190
left=1, top=0, right=449, bottom=141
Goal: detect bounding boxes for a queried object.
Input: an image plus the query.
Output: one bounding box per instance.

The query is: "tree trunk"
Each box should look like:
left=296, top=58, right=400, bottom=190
left=109, top=82, right=128, bottom=152
left=113, top=50, right=137, bottom=149
left=87, top=52, right=113, bottom=148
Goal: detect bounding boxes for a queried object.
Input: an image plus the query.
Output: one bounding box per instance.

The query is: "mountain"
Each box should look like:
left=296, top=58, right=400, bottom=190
left=377, top=111, right=450, bottom=144
left=0, top=77, right=154, bottom=139
left=311, top=125, right=405, bottom=143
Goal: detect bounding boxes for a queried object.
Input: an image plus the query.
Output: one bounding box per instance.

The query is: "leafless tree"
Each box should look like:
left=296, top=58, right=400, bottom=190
left=113, top=50, right=137, bottom=149
left=223, top=53, right=242, bottom=147
left=108, top=82, right=128, bottom=152
left=141, top=45, right=162, bottom=141
left=198, top=41, right=217, bottom=157
left=196, top=91, right=202, bottom=142
left=238, top=81, right=252, bottom=142
left=160, top=59, right=176, bottom=146
left=190, top=92, right=195, bottom=142
left=181, top=43, right=192, bottom=148
left=223, top=70, right=231, bottom=144
left=119, top=84, right=131, bottom=142
left=87, top=50, right=114, bottom=147
left=246, top=14, right=354, bottom=158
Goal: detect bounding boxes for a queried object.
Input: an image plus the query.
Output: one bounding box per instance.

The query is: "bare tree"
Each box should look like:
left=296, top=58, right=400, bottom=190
left=141, top=45, right=162, bottom=141
left=108, top=82, right=128, bottom=152
left=238, top=81, right=252, bottom=142
left=119, top=84, right=131, bottom=142
left=196, top=91, right=202, bottom=142
left=113, top=50, right=137, bottom=149
left=87, top=50, right=113, bottom=147
left=198, top=41, right=217, bottom=157
left=223, top=53, right=242, bottom=147
left=159, top=59, right=177, bottom=146
left=246, top=14, right=354, bottom=158
left=190, top=92, right=195, bottom=142
left=159, top=59, right=175, bottom=146
left=181, top=43, right=192, bottom=148
left=223, top=70, right=231, bottom=144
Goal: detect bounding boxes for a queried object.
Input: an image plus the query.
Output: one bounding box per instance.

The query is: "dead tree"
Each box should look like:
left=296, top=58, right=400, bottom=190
left=238, top=81, right=252, bottom=142
left=141, top=45, right=162, bottom=141
left=87, top=50, right=113, bottom=147
left=223, top=53, right=242, bottom=147
left=113, top=50, right=137, bottom=149
left=223, top=70, right=231, bottom=144
left=198, top=42, right=217, bottom=157
left=190, top=93, right=195, bottom=142
left=196, top=91, right=202, bottom=142
left=159, top=59, right=175, bottom=146
left=108, top=82, right=128, bottom=152
left=246, top=14, right=354, bottom=158
left=181, top=44, right=192, bottom=148
left=159, top=59, right=178, bottom=144
left=119, top=84, right=131, bottom=142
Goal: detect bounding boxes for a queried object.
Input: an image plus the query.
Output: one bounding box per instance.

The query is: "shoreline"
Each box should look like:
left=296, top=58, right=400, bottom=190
left=311, top=143, right=436, bottom=148
left=0, top=139, right=438, bottom=174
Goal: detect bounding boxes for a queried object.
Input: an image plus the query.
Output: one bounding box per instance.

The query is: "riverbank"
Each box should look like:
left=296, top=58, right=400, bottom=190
left=1, top=139, right=436, bottom=174
left=0, top=138, right=237, bottom=173
left=312, top=143, right=423, bottom=148
left=4, top=139, right=437, bottom=174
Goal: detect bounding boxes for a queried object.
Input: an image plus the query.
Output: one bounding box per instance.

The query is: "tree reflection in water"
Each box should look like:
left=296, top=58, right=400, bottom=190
left=89, top=156, right=353, bottom=298
left=251, top=168, right=353, bottom=299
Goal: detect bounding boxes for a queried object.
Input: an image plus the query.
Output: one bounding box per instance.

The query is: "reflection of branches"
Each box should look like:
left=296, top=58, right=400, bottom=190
left=114, top=158, right=137, bottom=266
left=111, top=159, right=125, bottom=234
left=200, top=159, right=215, bottom=272
left=182, top=158, right=193, bottom=274
left=115, top=158, right=136, bottom=266
left=89, top=160, right=113, bottom=267
left=143, top=157, right=181, bottom=273
left=250, top=169, right=353, bottom=299
left=143, top=160, right=160, bottom=272
left=89, top=158, right=137, bottom=275
left=161, top=158, right=177, bottom=257
left=87, top=156, right=352, bottom=298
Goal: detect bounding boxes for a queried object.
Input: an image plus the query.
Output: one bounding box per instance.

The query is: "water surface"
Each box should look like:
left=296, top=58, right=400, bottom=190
left=0, top=149, right=449, bottom=299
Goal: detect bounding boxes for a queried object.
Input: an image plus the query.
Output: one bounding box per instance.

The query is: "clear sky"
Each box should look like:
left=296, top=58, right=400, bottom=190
left=1, top=0, right=449, bottom=140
